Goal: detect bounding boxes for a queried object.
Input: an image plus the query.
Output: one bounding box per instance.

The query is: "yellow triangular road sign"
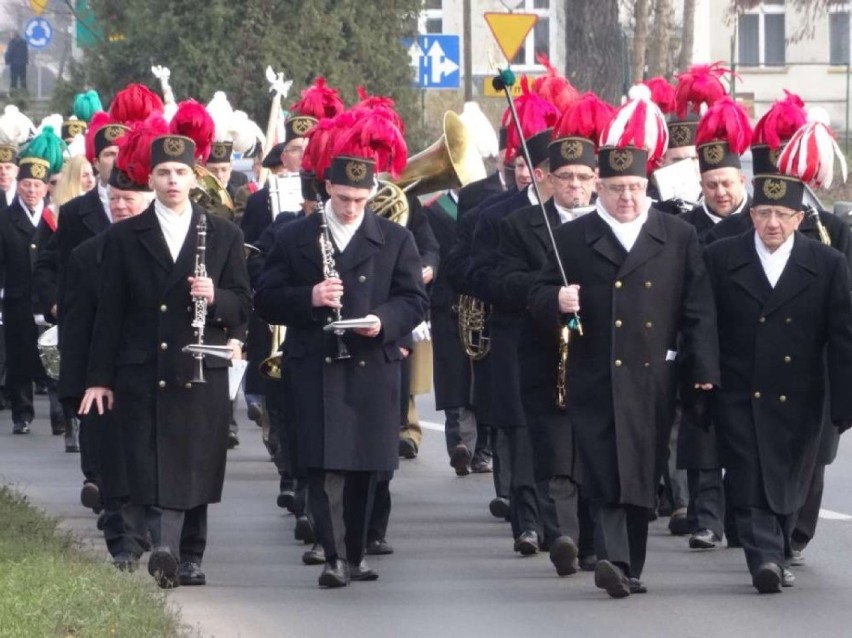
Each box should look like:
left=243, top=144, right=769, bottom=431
left=484, top=12, right=538, bottom=63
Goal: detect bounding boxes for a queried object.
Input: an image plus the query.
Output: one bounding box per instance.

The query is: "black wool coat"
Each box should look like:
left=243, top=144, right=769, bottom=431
left=87, top=204, right=251, bottom=510
left=529, top=208, right=720, bottom=508
left=254, top=210, right=428, bottom=472
left=0, top=198, right=50, bottom=378
left=496, top=199, right=580, bottom=480
left=706, top=231, right=852, bottom=515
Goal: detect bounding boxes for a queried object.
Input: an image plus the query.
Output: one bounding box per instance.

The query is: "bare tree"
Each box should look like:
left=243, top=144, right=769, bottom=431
left=564, top=0, right=625, bottom=103
left=631, top=0, right=650, bottom=83
left=646, top=0, right=673, bottom=77
left=677, top=0, right=696, bottom=72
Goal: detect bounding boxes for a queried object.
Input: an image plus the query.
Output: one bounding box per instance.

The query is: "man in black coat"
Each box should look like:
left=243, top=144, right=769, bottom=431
left=496, top=133, right=599, bottom=576
left=5, top=31, right=27, bottom=91
left=203, top=139, right=249, bottom=203
left=469, top=132, right=550, bottom=555
left=529, top=143, right=719, bottom=598
left=254, top=153, right=428, bottom=588
left=705, top=172, right=852, bottom=593
left=0, top=156, right=64, bottom=435
left=81, top=134, right=251, bottom=589
left=62, top=167, right=155, bottom=571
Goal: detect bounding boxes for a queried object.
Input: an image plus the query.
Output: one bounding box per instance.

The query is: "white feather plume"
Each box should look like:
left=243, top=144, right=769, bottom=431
left=39, top=113, right=64, bottom=134
left=458, top=102, right=498, bottom=159
left=206, top=91, right=234, bottom=143
left=778, top=116, right=848, bottom=189
left=66, top=134, right=86, bottom=158
left=0, top=105, right=36, bottom=145
left=230, top=110, right=265, bottom=155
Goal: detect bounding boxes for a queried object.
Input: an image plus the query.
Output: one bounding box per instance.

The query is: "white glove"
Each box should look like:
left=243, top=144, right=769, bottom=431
left=412, top=321, right=431, bottom=343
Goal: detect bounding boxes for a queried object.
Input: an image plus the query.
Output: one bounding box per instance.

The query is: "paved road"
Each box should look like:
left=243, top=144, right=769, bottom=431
left=4, top=395, right=852, bottom=638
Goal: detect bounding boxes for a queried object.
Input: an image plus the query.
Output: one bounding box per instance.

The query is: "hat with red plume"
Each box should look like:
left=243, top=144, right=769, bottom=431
left=112, top=113, right=169, bottom=191
left=551, top=92, right=615, bottom=171
left=503, top=76, right=560, bottom=167
left=108, top=83, right=165, bottom=126
left=644, top=77, right=677, bottom=116
left=695, top=96, right=752, bottom=174
left=751, top=90, right=807, bottom=175
left=757, top=108, right=849, bottom=209
left=167, top=99, right=214, bottom=163
left=644, top=75, right=699, bottom=150
left=599, top=83, right=669, bottom=178
left=326, top=110, right=407, bottom=189
left=86, top=111, right=129, bottom=163
left=284, top=77, right=346, bottom=145
left=353, top=87, right=405, bottom=135
left=532, top=54, right=580, bottom=113
left=674, top=62, right=731, bottom=120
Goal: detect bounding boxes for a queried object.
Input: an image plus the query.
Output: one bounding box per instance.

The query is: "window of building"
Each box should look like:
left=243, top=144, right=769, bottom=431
left=737, top=0, right=785, bottom=67
left=830, top=6, right=851, bottom=66
left=419, top=0, right=443, bottom=34
left=513, top=0, right=551, bottom=70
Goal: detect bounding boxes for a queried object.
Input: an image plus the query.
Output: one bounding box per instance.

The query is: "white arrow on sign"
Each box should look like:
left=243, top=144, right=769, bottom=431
left=426, top=40, right=459, bottom=85
left=408, top=41, right=424, bottom=69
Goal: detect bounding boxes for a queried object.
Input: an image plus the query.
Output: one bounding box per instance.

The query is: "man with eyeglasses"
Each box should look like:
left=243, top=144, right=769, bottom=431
left=704, top=161, right=852, bottom=593
left=495, top=101, right=607, bottom=576
left=529, top=94, right=719, bottom=597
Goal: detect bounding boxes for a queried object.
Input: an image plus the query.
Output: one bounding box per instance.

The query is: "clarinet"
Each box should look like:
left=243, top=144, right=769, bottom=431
left=317, top=194, right=350, bottom=360
left=190, top=213, right=208, bottom=383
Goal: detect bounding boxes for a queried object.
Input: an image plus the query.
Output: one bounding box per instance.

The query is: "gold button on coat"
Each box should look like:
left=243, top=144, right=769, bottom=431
left=614, top=281, right=622, bottom=289
left=160, top=304, right=168, bottom=312
left=185, top=383, right=192, bottom=389
left=160, top=342, right=168, bottom=351
left=759, top=317, right=766, bottom=324
left=358, top=360, right=366, bottom=367
left=644, top=281, right=652, bottom=288
left=645, top=321, right=653, bottom=328
left=754, top=391, right=761, bottom=399
left=158, top=380, right=166, bottom=388
left=779, top=395, right=787, bottom=403
left=324, top=357, right=332, bottom=364
left=614, top=320, right=622, bottom=328
left=614, top=360, right=623, bottom=367
left=358, top=275, right=367, bottom=283
left=784, top=356, right=791, bottom=363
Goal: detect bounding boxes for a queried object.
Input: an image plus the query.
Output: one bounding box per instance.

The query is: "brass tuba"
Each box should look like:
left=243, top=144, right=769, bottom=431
left=372, top=111, right=486, bottom=225
left=192, top=165, right=235, bottom=220
left=457, top=294, right=490, bottom=360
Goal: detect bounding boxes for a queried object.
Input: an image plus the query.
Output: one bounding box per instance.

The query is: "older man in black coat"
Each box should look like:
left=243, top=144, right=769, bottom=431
left=530, top=143, right=719, bottom=598
left=254, top=153, right=428, bottom=588
left=82, top=134, right=251, bottom=589
left=705, top=173, right=852, bottom=593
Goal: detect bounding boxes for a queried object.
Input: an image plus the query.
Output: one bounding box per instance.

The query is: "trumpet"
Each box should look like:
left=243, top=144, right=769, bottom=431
left=259, top=324, right=286, bottom=379
left=457, top=294, right=490, bottom=360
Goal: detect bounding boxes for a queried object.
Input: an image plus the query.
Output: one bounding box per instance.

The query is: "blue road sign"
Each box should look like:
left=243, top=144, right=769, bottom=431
left=403, top=35, right=460, bottom=89
left=23, top=17, right=53, bottom=49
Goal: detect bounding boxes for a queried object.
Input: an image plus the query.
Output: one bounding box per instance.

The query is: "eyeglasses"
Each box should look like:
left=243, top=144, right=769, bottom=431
left=752, top=208, right=800, bottom=222
left=601, top=181, right=645, bottom=195
left=282, top=146, right=306, bottom=155
left=551, top=171, right=595, bottom=183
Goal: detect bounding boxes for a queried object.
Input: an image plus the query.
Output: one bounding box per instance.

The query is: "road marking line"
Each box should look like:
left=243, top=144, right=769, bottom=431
left=420, top=420, right=445, bottom=432
left=819, top=509, right=852, bottom=521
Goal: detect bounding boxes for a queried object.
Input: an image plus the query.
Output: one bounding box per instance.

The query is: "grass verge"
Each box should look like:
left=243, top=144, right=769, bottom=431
left=0, top=484, right=186, bottom=638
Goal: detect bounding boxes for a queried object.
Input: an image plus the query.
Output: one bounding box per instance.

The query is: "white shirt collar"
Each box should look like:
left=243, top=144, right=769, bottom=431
left=22, top=197, right=45, bottom=227
left=98, top=182, right=112, bottom=222
left=754, top=231, right=795, bottom=288
left=153, top=198, right=194, bottom=261
left=595, top=199, right=651, bottom=252
left=325, top=199, right=364, bottom=253
left=3, top=181, right=16, bottom=207
left=553, top=201, right=574, bottom=225
left=703, top=195, right=747, bottom=223
left=526, top=185, right=539, bottom=206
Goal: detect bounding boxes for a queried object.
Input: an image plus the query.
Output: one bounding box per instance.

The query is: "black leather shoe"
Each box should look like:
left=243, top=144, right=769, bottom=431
left=302, top=544, right=326, bottom=565
left=148, top=547, right=179, bottom=589
left=449, top=444, right=472, bottom=476
left=629, top=577, right=648, bottom=594
left=365, top=538, right=394, bottom=555
left=247, top=402, right=263, bottom=425
left=578, top=554, right=598, bottom=572
left=514, top=530, right=539, bottom=556
left=50, top=415, right=66, bottom=435
left=318, top=559, right=350, bottom=588
left=276, top=490, right=296, bottom=511
left=349, top=559, right=379, bottom=582
left=752, top=562, right=783, bottom=593
left=594, top=559, right=631, bottom=598
left=113, top=553, right=139, bottom=573
left=399, top=436, right=418, bottom=459
left=471, top=454, right=493, bottom=473
left=96, top=510, right=107, bottom=531
left=782, top=568, right=795, bottom=588
left=689, top=528, right=722, bottom=549
left=668, top=508, right=691, bottom=535
left=549, top=536, right=579, bottom=576
left=294, top=516, right=315, bottom=544
left=227, top=431, right=239, bottom=449
left=80, top=482, right=101, bottom=511
left=12, top=421, right=30, bottom=435
left=489, top=497, right=511, bottom=521
left=178, top=561, right=207, bottom=586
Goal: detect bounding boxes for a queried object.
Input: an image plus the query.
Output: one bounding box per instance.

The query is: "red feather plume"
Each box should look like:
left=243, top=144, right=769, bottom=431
left=331, top=111, right=407, bottom=178
left=168, top=100, right=215, bottom=162
left=674, top=62, right=732, bottom=119
left=354, top=87, right=405, bottom=135
left=108, top=83, right=164, bottom=125
left=694, top=96, right=753, bottom=154
left=643, top=77, right=676, bottom=115
left=554, top=92, right=616, bottom=146
left=290, top=77, right=345, bottom=121
left=303, top=112, right=358, bottom=180
left=532, top=54, right=580, bottom=113
left=752, top=90, right=807, bottom=149
left=504, top=76, right=560, bottom=162
left=84, top=110, right=111, bottom=162
left=116, top=114, right=170, bottom=186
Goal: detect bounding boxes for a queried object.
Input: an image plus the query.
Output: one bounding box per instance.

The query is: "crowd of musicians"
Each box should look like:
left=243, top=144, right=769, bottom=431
left=0, top=60, right=851, bottom=597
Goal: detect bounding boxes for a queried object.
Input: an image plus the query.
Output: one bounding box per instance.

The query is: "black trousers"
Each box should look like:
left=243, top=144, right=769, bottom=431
left=490, top=425, right=510, bottom=499
left=154, top=504, right=208, bottom=564
left=9, top=64, right=26, bottom=90
left=790, top=462, right=826, bottom=552
left=735, top=507, right=792, bottom=575
left=102, top=499, right=157, bottom=559
left=590, top=503, right=650, bottom=579
left=367, top=473, right=393, bottom=543
left=307, top=469, right=376, bottom=565
left=75, top=405, right=101, bottom=484
left=502, top=426, right=548, bottom=541
left=686, top=468, right=725, bottom=537
left=7, top=374, right=62, bottom=425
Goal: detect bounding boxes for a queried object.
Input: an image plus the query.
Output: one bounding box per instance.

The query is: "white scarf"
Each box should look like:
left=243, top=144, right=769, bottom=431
left=23, top=197, right=44, bottom=227
left=595, top=199, right=650, bottom=252
left=554, top=202, right=574, bottom=225
left=98, top=182, right=112, bottom=222
left=325, top=199, right=364, bottom=252
left=754, top=231, right=794, bottom=288
left=154, top=198, right=193, bottom=261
